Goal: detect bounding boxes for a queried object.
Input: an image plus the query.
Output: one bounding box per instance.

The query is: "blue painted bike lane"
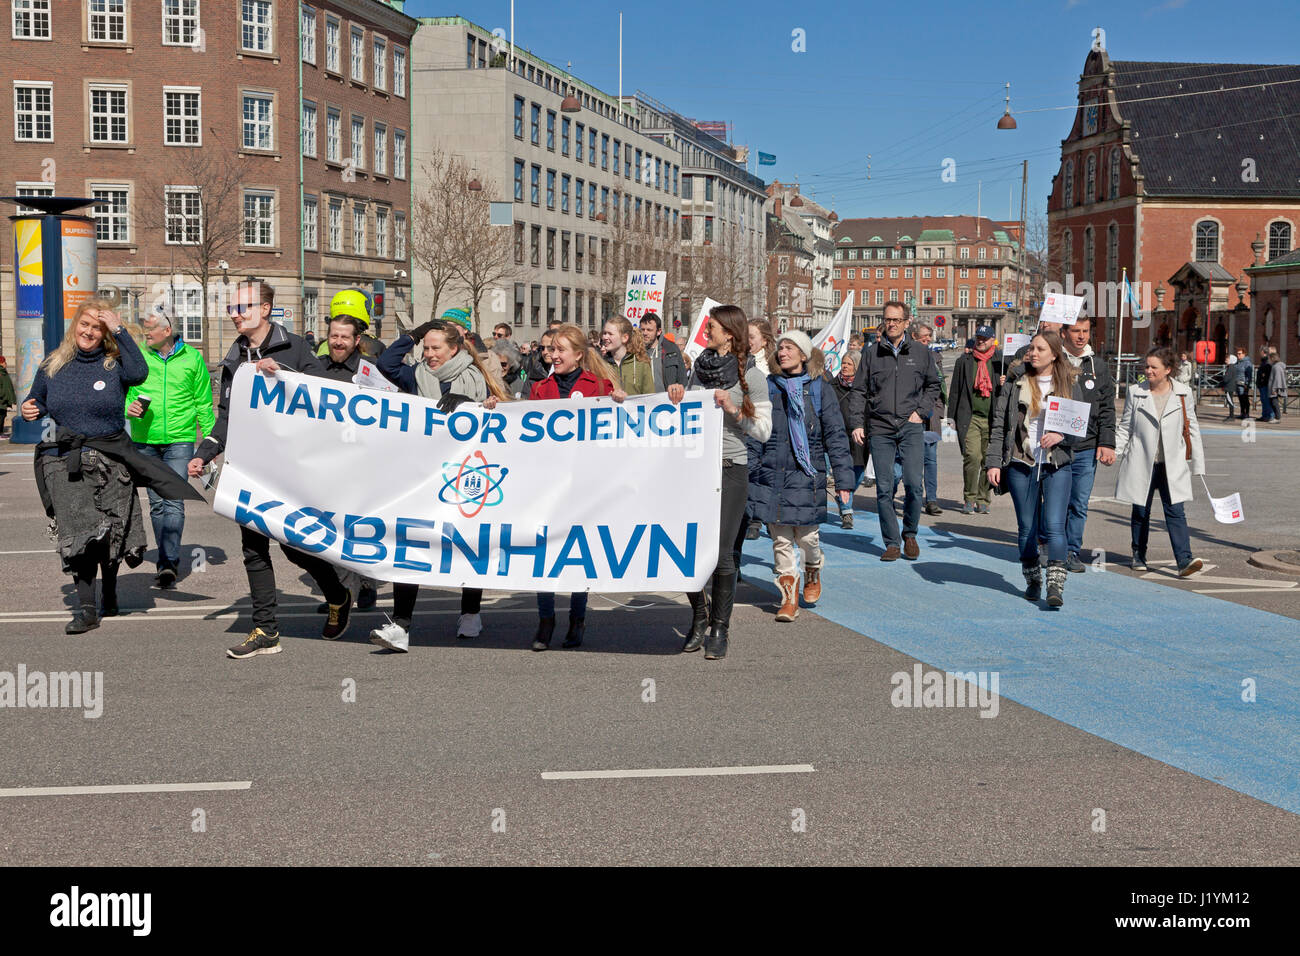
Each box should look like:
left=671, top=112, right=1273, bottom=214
left=741, top=519, right=1300, bottom=815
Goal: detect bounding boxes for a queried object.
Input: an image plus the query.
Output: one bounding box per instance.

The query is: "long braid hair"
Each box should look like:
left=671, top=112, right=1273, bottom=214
left=708, top=304, right=755, bottom=420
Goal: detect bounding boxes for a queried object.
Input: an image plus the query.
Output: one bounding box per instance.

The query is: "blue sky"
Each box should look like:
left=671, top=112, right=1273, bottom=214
left=405, top=0, right=1300, bottom=221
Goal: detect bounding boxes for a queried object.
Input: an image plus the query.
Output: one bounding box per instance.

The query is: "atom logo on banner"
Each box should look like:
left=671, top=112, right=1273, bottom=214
left=439, top=450, right=509, bottom=518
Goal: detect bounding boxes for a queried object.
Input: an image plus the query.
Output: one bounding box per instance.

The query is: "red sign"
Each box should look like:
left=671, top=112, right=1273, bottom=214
left=935, top=316, right=946, bottom=327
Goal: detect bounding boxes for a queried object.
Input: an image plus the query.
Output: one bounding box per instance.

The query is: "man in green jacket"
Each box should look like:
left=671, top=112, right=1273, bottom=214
left=125, top=309, right=215, bottom=589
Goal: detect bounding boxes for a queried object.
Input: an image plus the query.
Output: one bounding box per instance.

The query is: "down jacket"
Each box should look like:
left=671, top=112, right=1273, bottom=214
left=750, top=374, right=856, bottom=527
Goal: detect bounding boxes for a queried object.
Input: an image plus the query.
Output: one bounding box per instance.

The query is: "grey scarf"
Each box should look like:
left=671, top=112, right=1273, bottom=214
left=413, top=348, right=474, bottom=399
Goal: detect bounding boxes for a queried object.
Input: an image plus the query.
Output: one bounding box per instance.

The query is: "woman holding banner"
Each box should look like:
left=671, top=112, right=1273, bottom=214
left=520, top=324, right=626, bottom=651
left=369, top=319, right=511, bottom=652
left=985, top=331, right=1080, bottom=607
left=600, top=317, right=655, bottom=396
left=1113, top=348, right=1205, bottom=577
left=668, top=305, right=773, bottom=660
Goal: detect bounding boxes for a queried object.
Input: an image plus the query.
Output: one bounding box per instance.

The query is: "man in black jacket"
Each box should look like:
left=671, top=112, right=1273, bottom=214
left=1061, top=314, right=1116, bottom=572
left=187, top=279, right=353, bottom=659
left=639, top=312, right=687, bottom=390
left=947, top=325, right=1005, bottom=515
left=847, top=301, right=941, bottom=561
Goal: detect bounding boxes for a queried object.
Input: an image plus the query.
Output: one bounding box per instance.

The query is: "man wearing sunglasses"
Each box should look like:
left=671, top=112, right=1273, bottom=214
left=188, top=278, right=354, bottom=659
left=492, top=324, right=512, bottom=340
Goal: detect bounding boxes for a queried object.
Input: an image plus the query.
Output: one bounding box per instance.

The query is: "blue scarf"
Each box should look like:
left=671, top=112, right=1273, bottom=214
left=778, top=373, right=815, bottom=476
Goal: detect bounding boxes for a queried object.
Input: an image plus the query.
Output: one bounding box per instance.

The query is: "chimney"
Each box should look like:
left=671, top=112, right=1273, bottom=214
left=774, top=197, right=783, bottom=218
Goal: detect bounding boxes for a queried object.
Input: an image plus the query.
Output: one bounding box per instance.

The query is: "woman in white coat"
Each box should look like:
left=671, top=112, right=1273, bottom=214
left=1114, top=347, right=1205, bottom=576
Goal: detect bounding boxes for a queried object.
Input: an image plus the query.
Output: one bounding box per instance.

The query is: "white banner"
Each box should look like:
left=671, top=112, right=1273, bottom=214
left=213, top=367, right=722, bottom=592
left=812, top=293, right=855, bottom=375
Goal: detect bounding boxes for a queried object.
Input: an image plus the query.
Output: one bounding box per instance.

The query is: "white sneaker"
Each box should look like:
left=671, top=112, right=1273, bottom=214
left=369, top=621, right=410, bottom=653
left=456, top=613, right=482, bottom=640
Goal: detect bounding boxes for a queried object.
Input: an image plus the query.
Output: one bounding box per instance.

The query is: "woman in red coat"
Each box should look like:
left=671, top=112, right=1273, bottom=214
left=487, top=323, right=625, bottom=649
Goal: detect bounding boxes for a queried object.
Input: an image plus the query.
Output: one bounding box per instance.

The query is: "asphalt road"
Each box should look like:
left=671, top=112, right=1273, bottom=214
left=0, top=425, right=1296, bottom=866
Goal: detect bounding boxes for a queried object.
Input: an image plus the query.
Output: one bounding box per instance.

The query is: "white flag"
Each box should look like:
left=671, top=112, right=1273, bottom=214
left=1201, top=476, right=1244, bottom=524
left=812, top=294, right=855, bottom=375
left=684, top=297, right=722, bottom=361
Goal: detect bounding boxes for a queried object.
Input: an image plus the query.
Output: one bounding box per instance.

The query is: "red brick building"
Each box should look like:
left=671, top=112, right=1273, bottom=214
left=765, top=197, right=814, bottom=333
left=1047, top=48, right=1300, bottom=361
left=831, top=215, right=1024, bottom=343
left=0, top=0, right=416, bottom=363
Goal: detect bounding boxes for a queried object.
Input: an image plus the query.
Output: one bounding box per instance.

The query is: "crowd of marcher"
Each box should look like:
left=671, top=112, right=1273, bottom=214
left=17, top=284, right=1239, bottom=657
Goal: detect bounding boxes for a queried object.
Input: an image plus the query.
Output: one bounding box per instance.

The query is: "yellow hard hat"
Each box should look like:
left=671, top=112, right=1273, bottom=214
left=330, top=289, right=371, bottom=329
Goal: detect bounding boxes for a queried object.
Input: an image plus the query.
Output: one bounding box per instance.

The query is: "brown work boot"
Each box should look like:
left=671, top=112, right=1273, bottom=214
left=775, top=574, right=799, bottom=622
left=903, top=535, right=920, bottom=560
left=802, top=566, right=822, bottom=604
left=881, top=545, right=901, bottom=562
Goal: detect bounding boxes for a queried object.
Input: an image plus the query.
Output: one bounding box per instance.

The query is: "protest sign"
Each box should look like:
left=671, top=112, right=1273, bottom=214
left=354, top=359, right=399, bottom=392
left=1043, top=396, right=1091, bottom=437
left=213, top=368, right=722, bottom=592
left=1003, top=333, right=1031, bottom=355
left=683, top=297, right=721, bottom=360
left=1039, top=292, right=1085, bottom=326
left=1201, top=476, right=1244, bottom=524
left=624, top=270, right=666, bottom=323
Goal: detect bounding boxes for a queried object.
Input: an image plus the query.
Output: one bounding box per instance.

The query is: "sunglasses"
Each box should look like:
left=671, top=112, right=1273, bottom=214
left=493, top=331, right=508, bottom=338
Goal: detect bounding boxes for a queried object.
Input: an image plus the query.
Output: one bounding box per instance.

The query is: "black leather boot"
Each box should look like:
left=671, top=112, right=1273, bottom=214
left=682, top=590, right=709, bottom=652
left=562, top=617, right=585, bottom=648
left=66, top=605, right=100, bottom=635
left=532, top=616, right=555, bottom=651
left=704, top=571, right=736, bottom=660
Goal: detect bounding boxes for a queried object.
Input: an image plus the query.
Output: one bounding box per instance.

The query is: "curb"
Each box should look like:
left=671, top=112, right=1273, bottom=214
left=1246, top=550, right=1300, bottom=576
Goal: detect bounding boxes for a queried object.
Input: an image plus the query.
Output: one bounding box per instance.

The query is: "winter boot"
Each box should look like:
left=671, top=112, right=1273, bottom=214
left=1046, top=561, right=1067, bottom=607
left=775, top=574, right=799, bottom=622
left=802, top=565, right=822, bottom=604
left=682, top=590, right=710, bottom=653
left=1022, top=562, right=1042, bottom=602
left=705, top=571, right=736, bottom=660
left=531, top=616, right=556, bottom=651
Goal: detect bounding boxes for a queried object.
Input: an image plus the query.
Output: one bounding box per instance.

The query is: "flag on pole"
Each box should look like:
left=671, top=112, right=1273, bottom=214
left=811, top=292, right=855, bottom=375
left=1122, top=270, right=1143, bottom=320
left=757, top=152, right=777, bottom=166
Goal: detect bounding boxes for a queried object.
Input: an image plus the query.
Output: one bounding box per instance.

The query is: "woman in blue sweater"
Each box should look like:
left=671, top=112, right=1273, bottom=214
left=22, top=300, right=149, bottom=633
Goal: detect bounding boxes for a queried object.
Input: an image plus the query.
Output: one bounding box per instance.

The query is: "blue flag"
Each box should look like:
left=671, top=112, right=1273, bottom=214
left=758, top=152, right=776, bottom=166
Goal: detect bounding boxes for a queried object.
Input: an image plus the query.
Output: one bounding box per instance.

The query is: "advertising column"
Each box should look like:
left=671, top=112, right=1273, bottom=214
left=5, top=196, right=97, bottom=443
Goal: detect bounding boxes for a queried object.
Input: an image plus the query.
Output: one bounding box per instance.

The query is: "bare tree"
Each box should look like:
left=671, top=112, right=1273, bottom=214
left=599, top=200, right=679, bottom=326
left=137, top=139, right=255, bottom=351
left=411, top=149, right=471, bottom=326
left=451, top=171, right=520, bottom=335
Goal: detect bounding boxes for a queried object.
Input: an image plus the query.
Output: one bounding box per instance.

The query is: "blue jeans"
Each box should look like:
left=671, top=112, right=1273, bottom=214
left=892, top=443, right=938, bottom=501
left=836, top=465, right=866, bottom=515
left=1065, top=450, right=1099, bottom=557
left=134, top=441, right=194, bottom=572
left=1259, top=386, right=1275, bottom=421
left=1131, top=462, right=1193, bottom=566
left=537, top=592, right=587, bottom=619
left=1005, top=460, right=1070, bottom=564
left=869, top=423, right=924, bottom=548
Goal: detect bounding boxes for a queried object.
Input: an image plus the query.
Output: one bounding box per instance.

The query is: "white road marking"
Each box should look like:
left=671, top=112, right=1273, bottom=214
left=0, top=781, right=252, bottom=797
left=1195, top=587, right=1300, bottom=594
left=541, top=764, right=816, bottom=781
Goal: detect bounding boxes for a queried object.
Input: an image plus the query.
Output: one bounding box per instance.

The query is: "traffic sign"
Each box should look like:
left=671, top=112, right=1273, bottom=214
left=934, top=315, right=946, bottom=327
left=271, top=307, right=284, bottom=319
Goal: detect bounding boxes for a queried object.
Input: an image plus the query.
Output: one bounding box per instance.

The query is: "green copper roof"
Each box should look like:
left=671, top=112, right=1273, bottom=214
left=916, top=229, right=954, bottom=241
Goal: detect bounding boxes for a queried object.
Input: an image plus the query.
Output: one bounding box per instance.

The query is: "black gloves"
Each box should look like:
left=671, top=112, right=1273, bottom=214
left=408, top=319, right=443, bottom=343
left=437, top=392, right=470, bottom=413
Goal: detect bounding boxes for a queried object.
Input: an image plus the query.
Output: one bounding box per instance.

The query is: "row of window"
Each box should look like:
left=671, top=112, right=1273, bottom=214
left=1062, top=147, right=1123, bottom=207
left=471, top=32, right=635, bottom=130
left=831, top=288, right=1001, bottom=308
left=15, top=180, right=406, bottom=260
left=513, top=224, right=612, bottom=276
left=513, top=97, right=678, bottom=195
left=1059, top=221, right=1294, bottom=284
left=302, top=4, right=406, bottom=97
left=835, top=245, right=1002, bottom=261
left=512, top=283, right=607, bottom=328
left=301, top=101, right=406, bottom=178
left=12, top=1, right=260, bottom=50
left=833, top=266, right=1005, bottom=280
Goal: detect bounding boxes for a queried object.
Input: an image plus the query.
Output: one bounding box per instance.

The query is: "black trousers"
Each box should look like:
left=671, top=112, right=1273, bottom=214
left=1238, top=391, right=1251, bottom=419
left=240, top=526, right=346, bottom=632
left=392, top=585, right=481, bottom=628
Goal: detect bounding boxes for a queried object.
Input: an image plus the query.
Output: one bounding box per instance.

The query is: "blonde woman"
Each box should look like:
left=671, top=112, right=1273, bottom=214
left=1114, top=348, right=1205, bottom=576
left=372, top=318, right=512, bottom=651
left=514, top=324, right=625, bottom=650
left=601, top=316, right=655, bottom=395
left=22, top=300, right=149, bottom=633
left=985, top=331, right=1081, bottom=607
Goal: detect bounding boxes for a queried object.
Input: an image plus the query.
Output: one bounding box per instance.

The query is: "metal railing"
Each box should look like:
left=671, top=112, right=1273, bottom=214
left=1109, top=358, right=1295, bottom=413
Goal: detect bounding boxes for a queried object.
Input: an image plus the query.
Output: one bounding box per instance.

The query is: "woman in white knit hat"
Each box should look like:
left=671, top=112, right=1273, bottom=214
left=749, top=330, right=856, bottom=621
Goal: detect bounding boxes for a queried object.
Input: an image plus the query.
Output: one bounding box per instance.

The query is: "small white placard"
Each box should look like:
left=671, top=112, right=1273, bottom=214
left=1042, top=395, right=1090, bottom=437
left=1003, top=333, right=1031, bottom=355
left=1039, top=292, right=1085, bottom=326
left=354, top=359, right=399, bottom=392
